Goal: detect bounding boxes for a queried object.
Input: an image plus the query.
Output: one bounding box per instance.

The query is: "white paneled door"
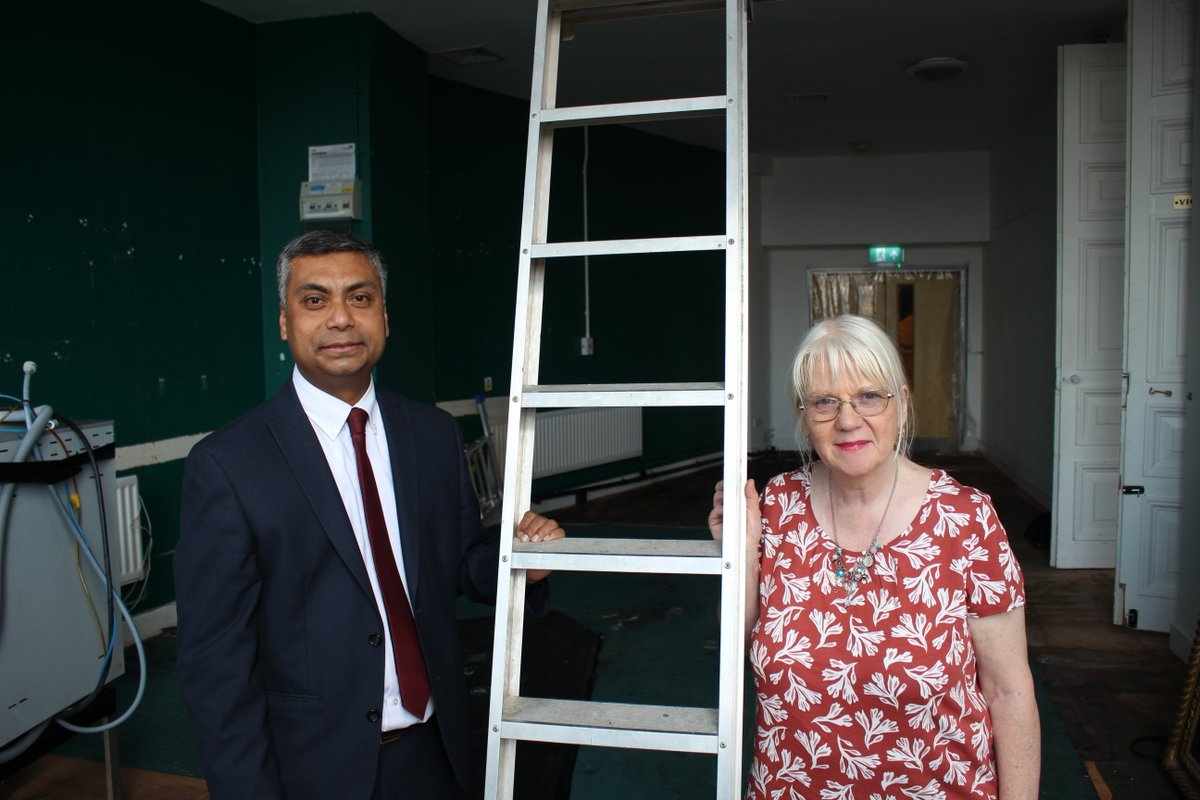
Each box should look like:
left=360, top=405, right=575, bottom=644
left=1053, top=43, right=1127, bottom=569
left=1116, top=0, right=1193, bottom=631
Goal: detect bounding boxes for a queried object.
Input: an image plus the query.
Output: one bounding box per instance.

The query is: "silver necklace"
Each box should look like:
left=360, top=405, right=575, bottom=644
left=828, top=461, right=899, bottom=597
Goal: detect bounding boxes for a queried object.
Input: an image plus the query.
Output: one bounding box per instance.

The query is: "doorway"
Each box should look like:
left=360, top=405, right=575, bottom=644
left=809, top=268, right=964, bottom=452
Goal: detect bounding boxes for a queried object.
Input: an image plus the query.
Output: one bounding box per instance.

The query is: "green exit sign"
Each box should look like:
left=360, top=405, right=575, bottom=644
left=868, top=245, right=904, bottom=266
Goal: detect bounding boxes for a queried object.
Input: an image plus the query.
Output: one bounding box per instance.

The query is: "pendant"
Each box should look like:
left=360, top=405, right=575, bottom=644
left=861, top=552, right=874, bottom=568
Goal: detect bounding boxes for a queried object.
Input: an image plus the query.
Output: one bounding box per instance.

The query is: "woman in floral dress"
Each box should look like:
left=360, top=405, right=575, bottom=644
left=710, top=314, right=1039, bottom=799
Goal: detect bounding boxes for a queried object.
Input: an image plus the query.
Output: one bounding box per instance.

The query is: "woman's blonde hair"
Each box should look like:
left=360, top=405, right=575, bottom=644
left=790, top=314, right=915, bottom=463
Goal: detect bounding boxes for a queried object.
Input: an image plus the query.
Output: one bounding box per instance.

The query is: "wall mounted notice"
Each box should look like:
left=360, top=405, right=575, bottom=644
left=308, top=143, right=355, bottom=181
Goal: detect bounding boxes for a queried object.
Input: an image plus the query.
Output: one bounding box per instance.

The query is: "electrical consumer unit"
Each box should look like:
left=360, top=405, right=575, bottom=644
left=299, top=179, right=362, bottom=221
left=0, top=420, right=124, bottom=747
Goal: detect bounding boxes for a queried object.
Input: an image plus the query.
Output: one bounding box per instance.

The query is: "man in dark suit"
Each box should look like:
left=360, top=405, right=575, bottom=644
left=175, top=230, right=560, bottom=799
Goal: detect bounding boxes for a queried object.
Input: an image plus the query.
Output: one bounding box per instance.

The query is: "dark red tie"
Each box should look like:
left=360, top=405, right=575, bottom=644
left=348, top=407, right=430, bottom=717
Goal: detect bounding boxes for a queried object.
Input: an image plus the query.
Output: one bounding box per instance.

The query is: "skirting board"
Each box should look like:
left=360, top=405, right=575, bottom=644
left=123, top=602, right=177, bottom=649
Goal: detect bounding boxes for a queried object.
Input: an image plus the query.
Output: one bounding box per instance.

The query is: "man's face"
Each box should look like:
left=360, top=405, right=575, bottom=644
left=279, top=250, right=389, bottom=404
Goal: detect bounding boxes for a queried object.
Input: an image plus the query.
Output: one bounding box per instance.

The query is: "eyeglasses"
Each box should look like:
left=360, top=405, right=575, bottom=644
left=799, top=391, right=894, bottom=422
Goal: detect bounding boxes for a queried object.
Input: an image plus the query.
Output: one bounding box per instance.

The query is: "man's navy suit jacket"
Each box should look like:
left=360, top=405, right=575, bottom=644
left=175, top=381, right=526, bottom=799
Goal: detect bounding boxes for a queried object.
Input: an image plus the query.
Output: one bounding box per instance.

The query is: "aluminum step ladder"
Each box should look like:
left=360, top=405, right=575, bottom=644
left=484, top=1, right=751, bottom=797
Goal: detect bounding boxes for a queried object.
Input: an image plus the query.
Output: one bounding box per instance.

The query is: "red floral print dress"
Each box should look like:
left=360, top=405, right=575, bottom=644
left=747, top=467, right=1025, bottom=800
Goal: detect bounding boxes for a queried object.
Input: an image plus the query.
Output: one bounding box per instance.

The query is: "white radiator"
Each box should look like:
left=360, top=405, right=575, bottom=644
left=492, top=407, right=643, bottom=479
left=115, top=475, right=144, bottom=585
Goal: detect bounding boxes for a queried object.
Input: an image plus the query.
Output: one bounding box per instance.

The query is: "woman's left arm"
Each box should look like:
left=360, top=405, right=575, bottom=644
left=968, top=607, right=1040, bottom=800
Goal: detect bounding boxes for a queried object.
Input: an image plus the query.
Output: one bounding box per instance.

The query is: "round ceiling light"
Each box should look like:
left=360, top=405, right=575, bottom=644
left=905, top=56, right=969, bottom=81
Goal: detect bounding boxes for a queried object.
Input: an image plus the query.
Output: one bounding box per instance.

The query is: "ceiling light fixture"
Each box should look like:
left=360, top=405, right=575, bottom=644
left=905, top=56, right=969, bottom=81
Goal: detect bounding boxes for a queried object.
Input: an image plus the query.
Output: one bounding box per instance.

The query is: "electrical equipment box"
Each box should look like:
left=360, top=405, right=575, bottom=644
left=299, top=179, right=362, bottom=221
left=0, top=420, right=123, bottom=747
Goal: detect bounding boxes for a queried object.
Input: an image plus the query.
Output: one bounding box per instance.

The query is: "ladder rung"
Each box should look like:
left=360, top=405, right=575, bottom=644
left=512, top=537, right=722, bottom=574
left=501, top=697, right=720, bottom=753
left=559, top=0, right=725, bottom=26
left=538, top=96, right=727, bottom=128
left=530, top=235, right=727, bottom=259
left=522, top=382, right=725, bottom=407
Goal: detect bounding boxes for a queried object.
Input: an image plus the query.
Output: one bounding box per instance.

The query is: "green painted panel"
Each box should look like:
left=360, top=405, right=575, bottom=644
left=363, top=17, right=435, bottom=404
left=2, top=0, right=262, bottom=612
left=255, top=15, right=367, bottom=396
left=428, top=79, right=530, bottom=405
left=255, top=15, right=434, bottom=403
left=428, top=95, right=725, bottom=475
left=2, top=1, right=262, bottom=439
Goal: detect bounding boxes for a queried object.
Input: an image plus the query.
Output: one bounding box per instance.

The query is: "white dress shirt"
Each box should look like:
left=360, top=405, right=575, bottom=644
left=292, top=368, right=431, bottom=729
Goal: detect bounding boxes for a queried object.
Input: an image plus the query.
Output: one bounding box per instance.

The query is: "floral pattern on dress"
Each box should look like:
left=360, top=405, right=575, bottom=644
left=748, top=467, right=1024, bottom=800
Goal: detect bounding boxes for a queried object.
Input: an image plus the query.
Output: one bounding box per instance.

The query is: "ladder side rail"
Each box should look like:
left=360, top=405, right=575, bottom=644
left=484, top=1, right=563, bottom=796
left=716, top=1, right=750, bottom=798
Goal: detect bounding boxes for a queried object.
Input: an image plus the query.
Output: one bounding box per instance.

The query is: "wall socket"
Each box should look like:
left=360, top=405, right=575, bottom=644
left=483, top=376, right=493, bottom=391
left=580, top=337, right=594, bottom=356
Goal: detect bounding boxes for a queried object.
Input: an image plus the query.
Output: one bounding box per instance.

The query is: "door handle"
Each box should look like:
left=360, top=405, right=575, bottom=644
left=1149, top=387, right=1173, bottom=397
left=1122, top=485, right=1145, bottom=495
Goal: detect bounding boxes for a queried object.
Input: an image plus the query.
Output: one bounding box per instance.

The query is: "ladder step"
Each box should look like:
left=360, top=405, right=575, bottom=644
left=559, top=0, right=726, bottom=26
left=521, top=382, right=725, bottom=407
left=501, top=697, right=720, bottom=753
left=512, top=537, right=722, bottom=574
left=538, top=96, right=727, bottom=128
left=530, top=235, right=728, bottom=260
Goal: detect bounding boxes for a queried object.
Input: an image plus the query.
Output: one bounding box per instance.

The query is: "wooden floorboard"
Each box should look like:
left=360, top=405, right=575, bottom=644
left=1, top=754, right=209, bottom=800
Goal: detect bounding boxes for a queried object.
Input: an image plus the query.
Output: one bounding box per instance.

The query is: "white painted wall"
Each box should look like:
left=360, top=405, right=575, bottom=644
left=983, top=90, right=1058, bottom=507
left=760, top=152, right=990, bottom=247
left=759, top=246, right=985, bottom=454
left=751, top=152, right=990, bottom=456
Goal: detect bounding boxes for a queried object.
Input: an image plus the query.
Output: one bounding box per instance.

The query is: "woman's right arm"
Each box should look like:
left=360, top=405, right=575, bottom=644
left=708, top=478, right=762, bottom=643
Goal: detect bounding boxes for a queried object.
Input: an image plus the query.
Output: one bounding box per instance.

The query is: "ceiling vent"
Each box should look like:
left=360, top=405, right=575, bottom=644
left=435, top=47, right=503, bottom=66
left=786, top=91, right=833, bottom=103
left=905, top=56, right=969, bottom=81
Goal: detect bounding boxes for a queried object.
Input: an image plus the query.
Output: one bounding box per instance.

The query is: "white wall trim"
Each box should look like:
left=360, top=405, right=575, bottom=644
left=124, top=601, right=177, bottom=648
left=115, top=433, right=208, bottom=471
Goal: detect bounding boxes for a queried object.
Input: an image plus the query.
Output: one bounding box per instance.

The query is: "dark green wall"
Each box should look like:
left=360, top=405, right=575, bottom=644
left=255, top=14, right=434, bottom=402
left=363, top=18, right=435, bottom=404
left=255, top=15, right=367, bottom=396
left=3, top=1, right=262, bottom=608
left=2, top=3, right=727, bottom=614
left=429, top=80, right=726, bottom=487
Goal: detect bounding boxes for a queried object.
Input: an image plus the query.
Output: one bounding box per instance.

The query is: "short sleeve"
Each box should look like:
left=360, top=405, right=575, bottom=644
left=963, top=490, right=1026, bottom=618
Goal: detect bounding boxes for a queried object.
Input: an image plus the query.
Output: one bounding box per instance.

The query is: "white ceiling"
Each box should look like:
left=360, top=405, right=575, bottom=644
left=202, top=0, right=1127, bottom=157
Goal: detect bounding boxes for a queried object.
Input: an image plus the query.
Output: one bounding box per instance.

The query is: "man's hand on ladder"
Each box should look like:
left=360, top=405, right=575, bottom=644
left=516, top=510, right=565, bottom=584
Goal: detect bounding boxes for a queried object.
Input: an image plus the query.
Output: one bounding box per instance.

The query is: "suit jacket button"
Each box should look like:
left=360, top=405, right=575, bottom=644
left=368, top=633, right=383, bottom=647
left=367, top=709, right=380, bottom=723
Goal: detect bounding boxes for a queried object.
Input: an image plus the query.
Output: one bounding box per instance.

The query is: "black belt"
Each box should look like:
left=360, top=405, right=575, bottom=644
left=380, top=721, right=422, bottom=745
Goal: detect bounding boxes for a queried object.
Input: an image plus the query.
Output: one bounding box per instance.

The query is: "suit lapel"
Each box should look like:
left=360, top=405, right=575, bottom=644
left=267, top=384, right=375, bottom=601
left=377, top=392, right=421, bottom=598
